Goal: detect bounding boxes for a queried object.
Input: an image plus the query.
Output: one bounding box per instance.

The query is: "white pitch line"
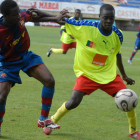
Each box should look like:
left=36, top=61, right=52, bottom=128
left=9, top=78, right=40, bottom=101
left=31, top=42, right=61, bottom=47
left=31, top=42, right=140, bottom=61
left=122, top=56, right=140, bottom=61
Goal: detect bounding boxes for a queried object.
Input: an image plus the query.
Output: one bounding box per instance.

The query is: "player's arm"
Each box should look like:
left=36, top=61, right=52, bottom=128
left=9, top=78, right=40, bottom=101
left=28, top=8, right=56, bottom=18
left=62, top=29, right=74, bottom=39
left=117, top=53, right=135, bottom=85
left=29, top=9, right=68, bottom=24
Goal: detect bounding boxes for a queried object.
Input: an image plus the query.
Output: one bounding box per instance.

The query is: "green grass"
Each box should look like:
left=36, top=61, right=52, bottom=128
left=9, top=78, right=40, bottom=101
left=1, top=26, right=140, bottom=140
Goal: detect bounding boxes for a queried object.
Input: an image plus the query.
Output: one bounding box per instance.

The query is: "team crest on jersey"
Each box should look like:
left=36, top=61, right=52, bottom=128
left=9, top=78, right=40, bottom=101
left=1, top=73, right=7, bottom=79
left=86, top=40, right=96, bottom=48
left=109, top=47, right=115, bottom=53
left=19, top=20, right=25, bottom=27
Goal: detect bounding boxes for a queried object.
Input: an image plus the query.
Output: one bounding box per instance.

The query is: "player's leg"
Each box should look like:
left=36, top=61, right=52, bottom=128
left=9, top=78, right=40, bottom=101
left=27, top=64, right=60, bottom=129
left=0, top=82, right=11, bottom=135
left=128, top=49, right=138, bottom=65
left=51, top=75, right=99, bottom=124
left=101, top=74, right=140, bottom=139
left=51, top=90, right=85, bottom=123
left=61, top=42, right=76, bottom=54
left=127, top=109, right=140, bottom=139
left=47, top=47, right=63, bottom=57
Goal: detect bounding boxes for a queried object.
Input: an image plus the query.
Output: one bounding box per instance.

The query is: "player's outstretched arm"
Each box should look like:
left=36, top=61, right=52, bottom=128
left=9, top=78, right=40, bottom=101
left=117, top=53, right=135, bottom=85
left=28, top=8, right=56, bottom=18
left=29, top=8, right=68, bottom=24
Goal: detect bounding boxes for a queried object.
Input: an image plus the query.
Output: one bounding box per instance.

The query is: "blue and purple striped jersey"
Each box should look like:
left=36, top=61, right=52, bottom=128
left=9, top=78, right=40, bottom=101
left=0, top=10, right=32, bottom=62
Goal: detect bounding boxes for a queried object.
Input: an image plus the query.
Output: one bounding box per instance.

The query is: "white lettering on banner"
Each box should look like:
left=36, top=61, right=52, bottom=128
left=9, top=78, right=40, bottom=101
left=15, top=0, right=37, bottom=9
left=61, top=2, right=100, bottom=14
left=39, top=2, right=59, bottom=10
left=40, top=22, right=60, bottom=27
left=115, top=7, right=140, bottom=19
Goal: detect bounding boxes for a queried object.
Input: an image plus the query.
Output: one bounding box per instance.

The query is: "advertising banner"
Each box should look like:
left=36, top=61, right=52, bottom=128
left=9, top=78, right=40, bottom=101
left=37, top=1, right=60, bottom=11
left=115, top=7, right=140, bottom=19
left=15, top=0, right=37, bottom=9
left=61, top=2, right=100, bottom=14
left=40, top=22, right=60, bottom=27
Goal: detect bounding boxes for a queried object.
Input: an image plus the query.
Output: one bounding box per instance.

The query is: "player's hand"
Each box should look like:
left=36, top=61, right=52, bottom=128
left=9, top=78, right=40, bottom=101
left=56, top=9, right=69, bottom=24
left=123, top=76, right=135, bottom=85
left=28, top=8, right=44, bottom=18
left=69, top=35, right=74, bottom=39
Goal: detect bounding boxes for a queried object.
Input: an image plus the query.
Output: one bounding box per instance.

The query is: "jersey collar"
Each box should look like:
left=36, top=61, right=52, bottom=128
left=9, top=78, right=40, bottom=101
left=98, top=23, right=113, bottom=36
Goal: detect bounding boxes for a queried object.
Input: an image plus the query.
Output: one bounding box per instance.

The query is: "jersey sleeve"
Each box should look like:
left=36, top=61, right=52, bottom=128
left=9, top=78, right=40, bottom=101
left=61, top=25, right=66, bottom=30
left=20, top=10, right=32, bottom=22
left=65, top=18, right=94, bottom=39
left=113, top=26, right=123, bottom=54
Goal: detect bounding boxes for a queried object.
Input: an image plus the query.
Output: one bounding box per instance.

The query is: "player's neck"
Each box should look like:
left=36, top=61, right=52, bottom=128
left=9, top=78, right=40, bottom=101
left=100, top=26, right=112, bottom=35
left=2, top=19, right=15, bottom=27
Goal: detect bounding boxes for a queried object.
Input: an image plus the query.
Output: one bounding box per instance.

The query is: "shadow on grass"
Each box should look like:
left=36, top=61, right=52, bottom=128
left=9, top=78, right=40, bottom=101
left=51, top=133, right=93, bottom=140
left=0, top=135, right=14, bottom=140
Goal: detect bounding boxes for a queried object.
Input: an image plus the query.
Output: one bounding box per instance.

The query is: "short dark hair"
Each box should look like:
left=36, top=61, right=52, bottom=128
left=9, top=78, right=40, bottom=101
left=0, top=0, right=18, bottom=15
left=100, top=4, right=115, bottom=14
left=75, top=9, right=81, bottom=13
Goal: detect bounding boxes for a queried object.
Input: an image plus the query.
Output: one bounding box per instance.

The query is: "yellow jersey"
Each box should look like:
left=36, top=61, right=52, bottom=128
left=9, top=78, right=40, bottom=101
left=60, top=17, right=81, bottom=44
left=65, top=19, right=123, bottom=84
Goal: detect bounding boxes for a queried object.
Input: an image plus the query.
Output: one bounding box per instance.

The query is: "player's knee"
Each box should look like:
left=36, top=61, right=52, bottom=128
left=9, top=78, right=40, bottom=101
left=0, top=95, right=7, bottom=105
left=66, top=100, right=80, bottom=110
left=44, top=76, right=55, bottom=88
left=63, top=51, right=67, bottom=54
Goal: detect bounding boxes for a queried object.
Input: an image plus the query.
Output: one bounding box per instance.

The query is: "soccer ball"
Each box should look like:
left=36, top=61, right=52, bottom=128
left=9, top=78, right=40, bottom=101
left=115, top=89, right=138, bottom=112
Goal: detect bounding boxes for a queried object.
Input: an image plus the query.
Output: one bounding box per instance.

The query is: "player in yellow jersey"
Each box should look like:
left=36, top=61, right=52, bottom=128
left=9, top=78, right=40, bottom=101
left=47, top=9, right=81, bottom=57
left=50, top=4, right=140, bottom=139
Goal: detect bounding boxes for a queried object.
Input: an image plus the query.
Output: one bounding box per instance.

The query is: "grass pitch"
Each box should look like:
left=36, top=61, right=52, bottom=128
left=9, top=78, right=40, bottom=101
left=1, top=26, right=140, bottom=140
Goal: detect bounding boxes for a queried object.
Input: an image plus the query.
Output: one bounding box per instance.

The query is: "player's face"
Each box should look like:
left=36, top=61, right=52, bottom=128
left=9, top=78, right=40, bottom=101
left=75, top=12, right=81, bottom=20
left=5, top=6, right=21, bottom=25
left=99, top=9, right=115, bottom=31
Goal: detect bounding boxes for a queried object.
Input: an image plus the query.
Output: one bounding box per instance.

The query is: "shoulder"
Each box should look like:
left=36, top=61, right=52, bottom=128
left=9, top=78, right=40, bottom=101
left=112, top=26, right=123, bottom=44
left=20, top=10, right=31, bottom=18
left=65, top=18, right=99, bottom=27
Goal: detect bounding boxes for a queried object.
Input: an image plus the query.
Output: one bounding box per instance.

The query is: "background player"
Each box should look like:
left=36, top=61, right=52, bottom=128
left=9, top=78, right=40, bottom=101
left=128, top=32, right=140, bottom=65
left=0, top=0, right=67, bottom=136
left=50, top=5, right=140, bottom=139
left=47, top=9, right=81, bottom=57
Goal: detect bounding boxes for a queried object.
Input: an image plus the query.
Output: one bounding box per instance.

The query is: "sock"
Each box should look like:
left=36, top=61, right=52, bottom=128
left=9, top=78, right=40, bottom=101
left=130, top=51, right=136, bottom=60
left=126, top=109, right=137, bottom=134
left=39, top=86, right=54, bottom=121
left=0, top=104, right=6, bottom=127
left=52, top=48, right=63, bottom=54
left=51, top=102, right=70, bottom=123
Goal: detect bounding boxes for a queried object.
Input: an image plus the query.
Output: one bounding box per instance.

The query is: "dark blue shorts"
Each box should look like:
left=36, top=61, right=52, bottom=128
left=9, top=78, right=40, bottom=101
left=0, top=51, right=44, bottom=86
left=134, top=37, right=140, bottom=50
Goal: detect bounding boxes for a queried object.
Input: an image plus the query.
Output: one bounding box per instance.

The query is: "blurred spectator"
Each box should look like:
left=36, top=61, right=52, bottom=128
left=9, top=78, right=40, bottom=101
left=118, top=0, right=127, bottom=4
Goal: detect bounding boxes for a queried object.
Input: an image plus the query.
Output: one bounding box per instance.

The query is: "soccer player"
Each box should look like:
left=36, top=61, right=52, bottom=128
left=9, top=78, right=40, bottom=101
left=128, top=32, right=140, bottom=65
left=51, top=4, right=140, bottom=139
left=0, top=0, right=67, bottom=136
left=47, top=9, right=81, bottom=57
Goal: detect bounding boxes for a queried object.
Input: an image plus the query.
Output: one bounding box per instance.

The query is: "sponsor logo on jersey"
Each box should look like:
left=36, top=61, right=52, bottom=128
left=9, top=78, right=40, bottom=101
left=10, top=31, right=25, bottom=47
left=92, top=54, right=108, bottom=66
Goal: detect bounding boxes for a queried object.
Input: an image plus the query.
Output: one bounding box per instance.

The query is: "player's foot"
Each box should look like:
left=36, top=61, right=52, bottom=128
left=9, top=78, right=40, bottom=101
left=128, top=59, right=132, bottom=65
left=47, top=47, right=52, bottom=57
left=129, top=131, right=140, bottom=139
left=38, top=118, right=60, bottom=129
